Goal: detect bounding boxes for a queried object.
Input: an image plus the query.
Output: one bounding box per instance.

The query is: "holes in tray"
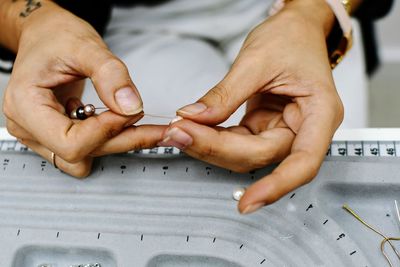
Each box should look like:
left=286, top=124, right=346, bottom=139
left=12, top=246, right=116, bottom=267
left=146, top=254, right=243, bottom=267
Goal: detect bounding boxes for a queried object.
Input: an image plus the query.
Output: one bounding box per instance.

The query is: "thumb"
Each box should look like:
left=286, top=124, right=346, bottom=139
left=176, top=60, right=261, bottom=125
left=81, top=49, right=143, bottom=116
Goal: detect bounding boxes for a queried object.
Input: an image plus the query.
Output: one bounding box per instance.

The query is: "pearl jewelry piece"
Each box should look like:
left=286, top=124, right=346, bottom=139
left=232, top=187, right=246, bottom=201
left=68, top=103, right=175, bottom=121
left=76, top=106, right=87, bottom=120
left=84, top=104, right=96, bottom=116
left=70, top=104, right=96, bottom=120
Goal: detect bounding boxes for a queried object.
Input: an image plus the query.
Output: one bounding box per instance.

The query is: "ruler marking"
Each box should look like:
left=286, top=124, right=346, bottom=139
left=361, top=141, right=364, bottom=156
left=0, top=140, right=399, bottom=158
left=378, top=141, right=381, bottom=156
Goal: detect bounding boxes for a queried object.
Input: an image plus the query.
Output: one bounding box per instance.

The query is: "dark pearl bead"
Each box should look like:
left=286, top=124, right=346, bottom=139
left=76, top=106, right=87, bottom=120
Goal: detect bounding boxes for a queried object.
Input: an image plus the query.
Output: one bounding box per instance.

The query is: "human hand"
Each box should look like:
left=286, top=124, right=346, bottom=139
left=158, top=0, right=344, bottom=213
left=2, top=1, right=165, bottom=177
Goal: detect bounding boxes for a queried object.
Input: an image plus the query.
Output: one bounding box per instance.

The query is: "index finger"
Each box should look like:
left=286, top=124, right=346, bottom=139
left=17, top=88, right=142, bottom=163
left=238, top=111, right=339, bottom=214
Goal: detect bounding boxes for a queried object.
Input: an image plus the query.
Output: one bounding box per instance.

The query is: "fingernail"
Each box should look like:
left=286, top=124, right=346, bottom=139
left=124, top=111, right=144, bottom=127
left=115, top=87, right=143, bottom=115
left=177, top=103, right=207, bottom=116
left=241, top=202, right=265, bottom=214
left=169, top=116, right=183, bottom=125
left=158, top=127, right=193, bottom=150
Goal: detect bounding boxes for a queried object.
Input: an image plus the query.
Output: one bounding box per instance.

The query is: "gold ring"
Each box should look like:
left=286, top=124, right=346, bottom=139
left=51, top=152, right=58, bottom=169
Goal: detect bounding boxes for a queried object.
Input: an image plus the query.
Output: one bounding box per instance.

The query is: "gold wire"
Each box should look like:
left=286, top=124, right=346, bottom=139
left=342, top=204, right=400, bottom=267
left=381, top=237, right=400, bottom=267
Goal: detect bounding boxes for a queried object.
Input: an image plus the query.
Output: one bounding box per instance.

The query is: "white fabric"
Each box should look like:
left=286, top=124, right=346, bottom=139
left=83, top=0, right=368, bottom=128
left=332, top=20, right=368, bottom=128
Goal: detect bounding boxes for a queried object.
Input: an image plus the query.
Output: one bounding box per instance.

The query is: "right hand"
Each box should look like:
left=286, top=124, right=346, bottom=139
left=3, top=1, right=166, bottom=177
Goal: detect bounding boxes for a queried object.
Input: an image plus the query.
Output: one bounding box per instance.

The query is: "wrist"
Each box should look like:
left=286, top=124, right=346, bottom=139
left=0, top=0, right=56, bottom=52
left=284, top=0, right=336, bottom=37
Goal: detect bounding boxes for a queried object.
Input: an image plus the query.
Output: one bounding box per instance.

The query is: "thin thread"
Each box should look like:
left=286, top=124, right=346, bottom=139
left=144, top=114, right=174, bottom=119
left=94, top=107, right=174, bottom=120
left=343, top=204, right=400, bottom=267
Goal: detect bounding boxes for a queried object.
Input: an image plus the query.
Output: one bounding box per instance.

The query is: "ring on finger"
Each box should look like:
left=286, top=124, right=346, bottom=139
left=51, top=152, right=58, bottom=169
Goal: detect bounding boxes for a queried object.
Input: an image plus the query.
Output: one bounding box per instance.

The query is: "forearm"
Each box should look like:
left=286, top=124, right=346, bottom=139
left=0, top=0, right=55, bottom=52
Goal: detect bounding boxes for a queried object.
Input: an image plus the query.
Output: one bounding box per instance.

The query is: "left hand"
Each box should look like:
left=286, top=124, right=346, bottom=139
left=158, top=0, right=344, bottom=214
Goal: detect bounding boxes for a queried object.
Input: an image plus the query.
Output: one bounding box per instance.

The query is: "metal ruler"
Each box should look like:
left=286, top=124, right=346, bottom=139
left=1, top=139, right=400, bottom=158
left=1, top=127, right=399, bottom=157
left=328, top=141, right=400, bottom=157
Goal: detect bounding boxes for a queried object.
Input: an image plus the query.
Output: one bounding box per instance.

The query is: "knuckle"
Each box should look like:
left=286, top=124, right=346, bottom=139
left=251, top=153, right=274, bottom=170
left=98, top=57, right=127, bottom=76
left=5, top=122, right=19, bottom=138
left=245, top=146, right=276, bottom=171
left=59, top=145, right=85, bottom=163
left=323, top=93, right=344, bottom=128
left=208, top=84, right=230, bottom=107
left=99, top=123, right=120, bottom=141
left=334, top=98, right=345, bottom=125
left=91, top=116, right=120, bottom=141
left=131, top=136, right=147, bottom=151
left=69, top=160, right=92, bottom=178
left=2, top=92, right=14, bottom=119
left=196, top=142, right=220, bottom=161
left=2, top=104, right=11, bottom=119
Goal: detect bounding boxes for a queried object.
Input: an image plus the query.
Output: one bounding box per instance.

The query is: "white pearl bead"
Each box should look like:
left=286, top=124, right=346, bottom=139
left=232, top=187, right=246, bottom=201
left=84, top=104, right=96, bottom=116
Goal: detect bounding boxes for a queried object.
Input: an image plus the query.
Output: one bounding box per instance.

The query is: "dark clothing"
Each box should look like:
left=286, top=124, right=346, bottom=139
left=0, top=0, right=394, bottom=74
left=354, top=0, right=394, bottom=75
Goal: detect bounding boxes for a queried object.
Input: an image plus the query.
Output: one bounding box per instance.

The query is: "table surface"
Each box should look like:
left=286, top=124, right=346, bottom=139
left=0, top=128, right=399, bottom=267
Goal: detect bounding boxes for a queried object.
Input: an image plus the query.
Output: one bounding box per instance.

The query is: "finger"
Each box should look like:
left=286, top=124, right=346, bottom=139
left=5, top=118, right=35, bottom=140
left=19, top=139, right=93, bottom=178
left=91, top=124, right=167, bottom=156
left=15, top=88, right=145, bottom=163
left=246, top=93, right=292, bottom=114
left=239, top=109, right=289, bottom=135
left=77, top=48, right=143, bottom=116
left=238, top=111, right=338, bottom=214
left=176, top=54, right=273, bottom=125
left=158, top=119, right=294, bottom=172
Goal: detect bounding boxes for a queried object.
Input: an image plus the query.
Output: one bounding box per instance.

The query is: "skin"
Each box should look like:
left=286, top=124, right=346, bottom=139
left=0, top=0, right=363, bottom=213
left=159, top=0, right=363, bottom=214
left=0, top=0, right=167, bottom=177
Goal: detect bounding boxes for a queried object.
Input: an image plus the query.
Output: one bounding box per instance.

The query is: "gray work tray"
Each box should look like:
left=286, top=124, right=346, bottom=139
left=0, top=150, right=399, bottom=267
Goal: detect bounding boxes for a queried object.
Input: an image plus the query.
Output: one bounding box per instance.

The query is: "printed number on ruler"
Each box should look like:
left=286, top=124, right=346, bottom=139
left=1, top=140, right=400, bottom=157
left=329, top=141, right=399, bottom=157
